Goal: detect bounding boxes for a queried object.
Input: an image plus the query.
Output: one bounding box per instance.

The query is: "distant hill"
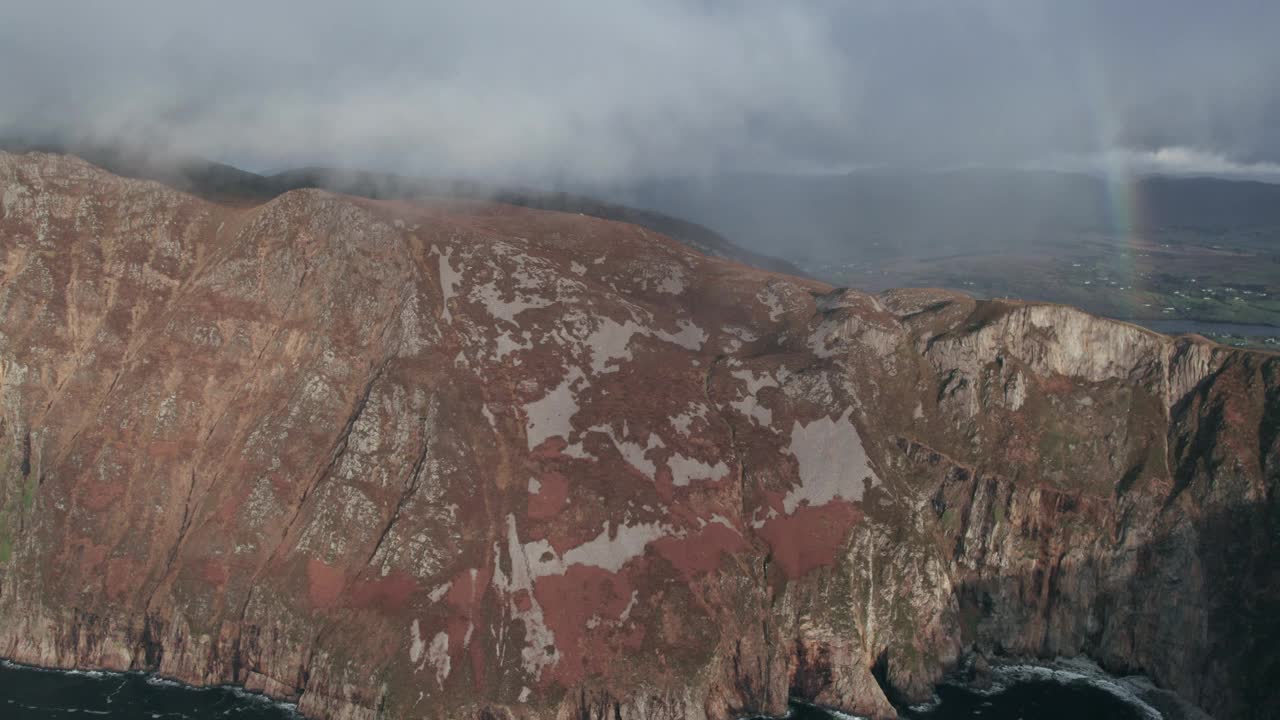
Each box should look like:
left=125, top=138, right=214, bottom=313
left=0, top=139, right=802, bottom=276
left=592, top=169, right=1280, bottom=266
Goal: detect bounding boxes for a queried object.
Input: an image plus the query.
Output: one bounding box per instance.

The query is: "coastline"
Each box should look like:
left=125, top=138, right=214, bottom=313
left=0, top=656, right=304, bottom=718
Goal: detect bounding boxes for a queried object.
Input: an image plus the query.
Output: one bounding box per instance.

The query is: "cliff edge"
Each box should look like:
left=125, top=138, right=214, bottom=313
left=0, top=152, right=1275, bottom=719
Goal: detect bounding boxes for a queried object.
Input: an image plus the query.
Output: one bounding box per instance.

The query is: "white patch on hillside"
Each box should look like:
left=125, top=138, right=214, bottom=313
left=436, top=247, right=462, bottom=323
left=494, top=330, right=532, bottom=359
left=490, top=513, right=671, bottom=677
left=758, top=286, right=787, bottom=321
left=473, top=280, right=552, bottom=325
left=586, top=318, right=644, bottom=373
left=561, top=521, right=669, bottom=572
left=669, top=403, right=709, bottom=436
left=655, top=265, right=687, bottom=295
left=427, top=582, right=452, bottom=603
left=524, top=367, right=585, bottom=450
left=730, top=369, right=778, bottom=426
left=528, top=477, right=542, bottom=494
left=503, top=515, right=670, bottom=579
left=409, top=619, right=426, bottom=665
left=619, top=591, right=639, bottom=621
left=493, top=516, right=560, bottom=680
left=656, top=319, right=707, bottom=350
left=596, top=424, right=664, bottom=480
left=667, top=453, right=729, bottom=486
left=808, top=317, right=845, bottom=358
left=570, top=261, right=587, bottom=276
left=562, top=439, right=594, bottom=460
left=427, top=631, right=451, bottom=687
left=572, top=314, right=707, bottom=375
left=784, top=408, right=878, bottom=513
left=708, top=514, right=736, bottom=530
left=750, top=507, right=778, bottom=529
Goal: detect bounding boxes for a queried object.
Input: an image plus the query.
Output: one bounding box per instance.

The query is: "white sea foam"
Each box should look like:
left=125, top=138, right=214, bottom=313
left=966, top=657, right=1165, bottom=720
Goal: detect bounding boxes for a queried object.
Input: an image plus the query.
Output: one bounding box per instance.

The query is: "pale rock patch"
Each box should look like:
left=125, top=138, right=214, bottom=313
left=493, top=518, right=560, bottom=680
left=656, top=319, right=707, bottom=351
left=619, top=591, right=639, bottom=621
left=1004, top=371, right=1027, bottom=410
left=409, top=619, right=426, bottom=665
left=427, top=582, right=452, bottom=603
left=669, top=403, right=709, bottom=436
left=784, top=408, right=878, bottom=513
left=586, top=318, right=644, bottom=373
left=730, top=369, right=779, bottom=426
left=494, top=330, right=532, bottom=359
left=596, top=424, right=664, bottom=480
left=654, top=265, right=687, bottom=295
left=758, top=285, right=789, bottom=321
left=667, top=453, right=729, bottom=487
left=427, top=631, right=451, bottom=687
left=524, top=367, right=585, bottom=450
left=472, top=280, right=552, bottom=325
left=435, top=246, right=462, bottom=323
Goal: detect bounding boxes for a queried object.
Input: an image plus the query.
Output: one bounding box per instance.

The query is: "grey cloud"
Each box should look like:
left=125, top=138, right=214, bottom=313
left=2, top=0, right=1278, bottom=180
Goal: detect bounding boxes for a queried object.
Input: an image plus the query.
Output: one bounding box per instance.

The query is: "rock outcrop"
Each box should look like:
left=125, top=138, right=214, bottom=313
left=0, top=152, right=1274, bottom=719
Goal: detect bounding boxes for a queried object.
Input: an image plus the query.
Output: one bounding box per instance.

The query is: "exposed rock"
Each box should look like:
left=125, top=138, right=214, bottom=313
left=0, top=152, right=1275, bottom=720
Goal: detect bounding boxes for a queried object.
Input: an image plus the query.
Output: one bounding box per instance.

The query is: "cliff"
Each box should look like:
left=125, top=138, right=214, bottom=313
left=0, top=152, right=1274, bottom=719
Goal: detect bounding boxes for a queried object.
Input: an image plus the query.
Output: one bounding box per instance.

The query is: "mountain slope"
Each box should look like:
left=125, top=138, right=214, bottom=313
left=0, top=140, right=801, bottom=276
left=0, top=152, right=1275, bottom=719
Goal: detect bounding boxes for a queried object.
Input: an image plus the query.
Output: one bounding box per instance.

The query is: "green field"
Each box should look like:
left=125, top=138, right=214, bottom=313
left=814, top=229, right=1280, bottom=349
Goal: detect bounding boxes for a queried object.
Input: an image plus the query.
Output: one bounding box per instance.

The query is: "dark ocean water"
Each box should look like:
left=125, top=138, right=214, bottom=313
left=0, top=662, right=298, bottom=719
left=897, top=678, right=1150, bottom=720
left=0, top=660, right=1165, bottom=719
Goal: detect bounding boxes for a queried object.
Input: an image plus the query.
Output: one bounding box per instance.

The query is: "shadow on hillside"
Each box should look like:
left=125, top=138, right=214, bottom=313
left=936, top=499, right=1279, bottom=720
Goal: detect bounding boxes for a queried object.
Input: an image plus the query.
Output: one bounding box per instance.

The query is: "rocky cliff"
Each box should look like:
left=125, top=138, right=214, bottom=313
left=0, top=152, right=1274, bottom=720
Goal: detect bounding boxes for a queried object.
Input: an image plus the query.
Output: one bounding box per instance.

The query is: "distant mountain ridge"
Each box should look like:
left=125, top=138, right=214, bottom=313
left=590, top=168, right=1280, bottom=265
left=0, top=139, right=802, bottom=276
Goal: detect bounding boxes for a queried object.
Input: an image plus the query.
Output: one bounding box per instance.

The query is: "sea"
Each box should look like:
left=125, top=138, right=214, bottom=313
left=0, top=658, right=1173, bottom=719
left=0, top=661, right=299, bottom=719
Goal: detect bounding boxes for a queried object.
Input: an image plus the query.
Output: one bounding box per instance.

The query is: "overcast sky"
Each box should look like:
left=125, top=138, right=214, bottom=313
left=3, top=0, right=1279, bottom=181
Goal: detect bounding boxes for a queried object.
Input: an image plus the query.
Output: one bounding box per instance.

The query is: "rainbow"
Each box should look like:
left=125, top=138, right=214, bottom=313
left=1082, top=54, right=1153, bottom=316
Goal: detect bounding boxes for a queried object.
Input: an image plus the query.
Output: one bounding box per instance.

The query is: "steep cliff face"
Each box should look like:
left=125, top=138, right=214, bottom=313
left=0, top=152, right=1274, bottom=720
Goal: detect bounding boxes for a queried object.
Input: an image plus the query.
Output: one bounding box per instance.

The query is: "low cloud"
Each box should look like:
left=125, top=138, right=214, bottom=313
left=1029, top=147, right=1280, bottom=182
left=2, top=1, right=1278, bottom=181
left=1125, top=147, right=1280, bottom=180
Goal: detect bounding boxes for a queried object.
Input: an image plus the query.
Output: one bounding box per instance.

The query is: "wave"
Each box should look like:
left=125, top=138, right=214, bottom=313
left=960, top=657, right=1164, bottom=720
